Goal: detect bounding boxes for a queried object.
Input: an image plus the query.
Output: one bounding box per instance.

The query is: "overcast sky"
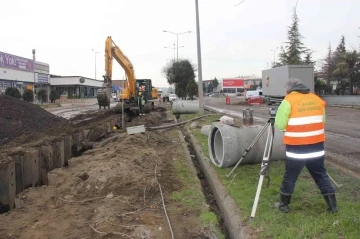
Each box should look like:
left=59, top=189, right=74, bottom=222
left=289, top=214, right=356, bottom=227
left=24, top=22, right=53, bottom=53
left=1, top=0, right=359, bottom=87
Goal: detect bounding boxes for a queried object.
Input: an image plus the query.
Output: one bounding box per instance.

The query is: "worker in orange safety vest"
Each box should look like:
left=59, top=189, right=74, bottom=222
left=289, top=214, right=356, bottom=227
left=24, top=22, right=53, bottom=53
left=274, top=78, right=337, bottom=213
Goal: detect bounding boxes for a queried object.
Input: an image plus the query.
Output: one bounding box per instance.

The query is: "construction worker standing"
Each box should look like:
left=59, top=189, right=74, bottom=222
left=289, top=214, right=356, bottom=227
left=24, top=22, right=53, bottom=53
left=138, top=91, right=147, bottom=116
left=274, top=78, right=337, bottom=213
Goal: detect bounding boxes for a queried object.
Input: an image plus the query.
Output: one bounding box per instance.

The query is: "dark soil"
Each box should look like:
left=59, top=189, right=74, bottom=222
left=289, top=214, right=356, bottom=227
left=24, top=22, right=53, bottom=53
left=0, top=107, right=219, bottom=239
left=0, top=96, right=67, bottom=146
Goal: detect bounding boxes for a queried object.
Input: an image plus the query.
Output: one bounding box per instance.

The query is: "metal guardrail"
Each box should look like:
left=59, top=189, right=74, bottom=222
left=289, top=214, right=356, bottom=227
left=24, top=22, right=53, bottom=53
left=55, top=98, right=85, bottom=104
left=320, top=95, right=360, bottom=106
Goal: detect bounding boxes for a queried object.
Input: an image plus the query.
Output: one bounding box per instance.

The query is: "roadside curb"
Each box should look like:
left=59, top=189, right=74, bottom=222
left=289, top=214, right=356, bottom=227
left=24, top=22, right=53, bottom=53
left=326, top=152, right=360, bottom=174
left=185, top=128, right=247, bottom=239
left=327, top=104, right=360, bottom=109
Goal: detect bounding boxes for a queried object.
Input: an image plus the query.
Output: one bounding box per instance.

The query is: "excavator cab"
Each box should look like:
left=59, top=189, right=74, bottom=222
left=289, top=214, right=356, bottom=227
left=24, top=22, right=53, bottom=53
left=135, top=79, right=152, bottom=101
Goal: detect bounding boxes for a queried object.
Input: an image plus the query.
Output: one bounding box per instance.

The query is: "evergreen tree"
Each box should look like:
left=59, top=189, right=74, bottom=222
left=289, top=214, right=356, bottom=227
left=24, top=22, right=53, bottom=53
left=335, top=35, right=346, bottom=56
left=303, top=52, right=315, bottom=65
left=321, top=43, right=336, bottom=93
left=212, top=77, right=219, bottom=89
left=334, top=50, right=360, bottom=95
left=277, top=8, right=311, bottom=66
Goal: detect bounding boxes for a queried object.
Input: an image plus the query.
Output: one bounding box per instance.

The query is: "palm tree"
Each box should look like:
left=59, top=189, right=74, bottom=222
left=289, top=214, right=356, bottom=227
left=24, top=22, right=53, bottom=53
left=334, top=50, right=360, bottom=95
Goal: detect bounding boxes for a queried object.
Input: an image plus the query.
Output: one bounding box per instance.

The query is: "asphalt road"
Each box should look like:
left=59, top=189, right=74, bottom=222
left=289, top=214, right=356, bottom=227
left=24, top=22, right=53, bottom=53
left=204, top=97, right=360, bottom=169
left=46, top=102, right=118, bottom=119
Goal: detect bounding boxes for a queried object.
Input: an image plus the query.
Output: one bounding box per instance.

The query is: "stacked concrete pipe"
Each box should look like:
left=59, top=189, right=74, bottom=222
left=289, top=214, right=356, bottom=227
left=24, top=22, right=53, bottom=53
left=208, top=122, right=286, bottom=168
left=172, top=100, right=199, bottom=114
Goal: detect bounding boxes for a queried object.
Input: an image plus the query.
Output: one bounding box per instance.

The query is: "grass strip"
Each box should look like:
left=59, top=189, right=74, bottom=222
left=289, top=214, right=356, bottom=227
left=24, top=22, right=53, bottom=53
left=186, top=113, right=360, bottom=239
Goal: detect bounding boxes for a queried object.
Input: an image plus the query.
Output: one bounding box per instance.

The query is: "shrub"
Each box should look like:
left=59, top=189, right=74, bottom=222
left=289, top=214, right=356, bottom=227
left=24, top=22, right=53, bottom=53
left=37, top=89, right=47, bottom=104
left=5, top=87, right=21, bottom=99
left=22, top=89, right=34, bottom=102
left=49, top=89, right=60, bottom=103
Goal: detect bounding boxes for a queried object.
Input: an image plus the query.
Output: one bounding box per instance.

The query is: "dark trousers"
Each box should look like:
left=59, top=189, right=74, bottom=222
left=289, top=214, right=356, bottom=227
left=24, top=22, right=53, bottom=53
left=280, top=156, right=336, bottom=196
left=139, top=105, right=144, bottom=114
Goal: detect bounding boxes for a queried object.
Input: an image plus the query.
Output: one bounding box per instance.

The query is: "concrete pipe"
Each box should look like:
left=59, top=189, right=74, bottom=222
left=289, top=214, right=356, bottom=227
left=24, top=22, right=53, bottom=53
left=172, top=100, right=199, bottom=114
left=208, top=122, right=285, bottom=168
left=201, top=125, right=211, bottom=136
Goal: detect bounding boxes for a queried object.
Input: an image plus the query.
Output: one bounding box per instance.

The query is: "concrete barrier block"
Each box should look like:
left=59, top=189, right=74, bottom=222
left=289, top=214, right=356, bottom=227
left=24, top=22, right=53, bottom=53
left=40, top=145, right=54, bottom=185
left=53, top=139, right=64, bottom=168
left=82, top=129, right=90, bottom=140
left=63, top=135, right=72, bottom=166
left=12, top=152, right=25, bottom=195
left=48, top=169, right=65, bottom=187
left=0, top=160, right=16, bottom=212
left=24, top=149, right=40, bottom=188
left=89, top=127, right=102, bottom=141
left=72, top=132, right=83, bottom=146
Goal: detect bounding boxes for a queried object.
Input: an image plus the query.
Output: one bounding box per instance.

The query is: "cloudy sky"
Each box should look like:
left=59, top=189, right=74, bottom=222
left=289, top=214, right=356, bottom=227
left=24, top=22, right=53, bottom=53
left=1, top=0, right=359, bottom=87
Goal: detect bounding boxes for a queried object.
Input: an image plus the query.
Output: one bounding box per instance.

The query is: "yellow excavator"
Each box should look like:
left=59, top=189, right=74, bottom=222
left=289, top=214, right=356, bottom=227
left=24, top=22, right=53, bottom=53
left=96, top=36, right=158, bottom=116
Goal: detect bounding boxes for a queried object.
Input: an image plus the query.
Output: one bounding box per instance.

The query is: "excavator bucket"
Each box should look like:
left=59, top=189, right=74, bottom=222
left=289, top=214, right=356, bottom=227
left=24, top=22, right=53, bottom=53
left=97, top=88, right=111, bottom=109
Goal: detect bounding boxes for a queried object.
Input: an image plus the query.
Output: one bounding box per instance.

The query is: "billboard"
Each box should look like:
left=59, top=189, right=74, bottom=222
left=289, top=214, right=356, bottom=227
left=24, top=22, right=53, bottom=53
left=35, top=61, right=50, bottom=74
left=0, top=51, right=34, bottom=72
left=222, top=78, right=244, bottom=87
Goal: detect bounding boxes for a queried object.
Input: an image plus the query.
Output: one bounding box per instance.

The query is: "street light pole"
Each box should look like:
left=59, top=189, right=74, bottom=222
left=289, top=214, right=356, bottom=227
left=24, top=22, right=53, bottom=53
left=92, top=49, right=98, bottom=80
left=165, top=44, right=184, bottom=62
left=163, top=30, right=191, bottom=61
left=173, top=43, right=176, bottom=60
left=195, top=0, right=204, bottom=115
left=271, top=47, right=278, bottom=67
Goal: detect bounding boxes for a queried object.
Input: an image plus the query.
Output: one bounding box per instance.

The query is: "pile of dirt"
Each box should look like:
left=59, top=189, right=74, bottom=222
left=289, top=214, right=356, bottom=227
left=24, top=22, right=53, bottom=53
left=0, top=125, right=212, bottom=238
left=0, top=96, right=68, bottom=146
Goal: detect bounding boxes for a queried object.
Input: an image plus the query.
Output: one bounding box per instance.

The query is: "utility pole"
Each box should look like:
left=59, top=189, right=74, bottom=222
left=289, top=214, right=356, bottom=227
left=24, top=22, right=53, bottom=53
left=92, top=49, right=98, bottom=80
left=195, top=0, right=204, bottom=115
left=271, top=47, right=278, bottom=67
left=173, top=43, right=175, bottom=60
left=32, top=49, right=36, bottom=102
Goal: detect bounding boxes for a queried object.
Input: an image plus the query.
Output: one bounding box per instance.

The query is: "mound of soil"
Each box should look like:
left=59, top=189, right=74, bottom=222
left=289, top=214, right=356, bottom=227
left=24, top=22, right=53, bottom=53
left=0, top=96, right=67, bottom=146
left=0, top=113, right=214, bottom=238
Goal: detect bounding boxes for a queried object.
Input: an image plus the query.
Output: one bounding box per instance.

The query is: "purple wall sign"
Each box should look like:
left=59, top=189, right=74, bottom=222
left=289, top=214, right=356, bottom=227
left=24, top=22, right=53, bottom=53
left=0, top=51, right=34, bottom=72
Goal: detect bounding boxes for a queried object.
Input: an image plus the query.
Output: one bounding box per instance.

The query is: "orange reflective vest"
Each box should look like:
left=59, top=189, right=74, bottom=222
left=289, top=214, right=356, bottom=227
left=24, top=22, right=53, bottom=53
left=284, top=92, right=326, bottom=145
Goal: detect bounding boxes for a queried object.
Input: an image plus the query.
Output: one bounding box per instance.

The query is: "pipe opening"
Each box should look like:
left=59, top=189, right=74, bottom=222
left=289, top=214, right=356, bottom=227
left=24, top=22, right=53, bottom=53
left=214, top=130, right=224, bottom=166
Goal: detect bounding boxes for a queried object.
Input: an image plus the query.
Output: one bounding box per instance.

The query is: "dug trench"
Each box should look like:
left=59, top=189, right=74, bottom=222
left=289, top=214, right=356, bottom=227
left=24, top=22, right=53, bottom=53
left=0, top=105, right=231, bottom=239
left=181, top=128, right=231, bottom=239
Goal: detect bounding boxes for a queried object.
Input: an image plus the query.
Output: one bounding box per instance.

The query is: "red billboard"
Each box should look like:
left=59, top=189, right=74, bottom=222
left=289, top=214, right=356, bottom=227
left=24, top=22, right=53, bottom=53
left=222, top=78, right=244, bottom=87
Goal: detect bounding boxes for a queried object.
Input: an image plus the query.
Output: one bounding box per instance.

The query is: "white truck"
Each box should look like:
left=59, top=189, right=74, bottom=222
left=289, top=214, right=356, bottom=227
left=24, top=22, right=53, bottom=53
left=261, top=65, right=314, bottom=105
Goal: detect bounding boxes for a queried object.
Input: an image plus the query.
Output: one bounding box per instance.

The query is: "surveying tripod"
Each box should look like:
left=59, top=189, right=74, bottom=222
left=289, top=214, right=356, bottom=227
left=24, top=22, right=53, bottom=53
left=226, top=108, right=277, bottom=219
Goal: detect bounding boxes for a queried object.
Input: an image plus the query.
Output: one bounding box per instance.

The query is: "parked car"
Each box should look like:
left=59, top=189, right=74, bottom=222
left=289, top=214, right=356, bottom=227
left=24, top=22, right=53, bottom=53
left=169, top=94, right=178, bottom=101
left=245, top=90, right=262, bottom=101
left=186, top=95, right=198, bottom=100
left=112, top=93, right=120, bottom=102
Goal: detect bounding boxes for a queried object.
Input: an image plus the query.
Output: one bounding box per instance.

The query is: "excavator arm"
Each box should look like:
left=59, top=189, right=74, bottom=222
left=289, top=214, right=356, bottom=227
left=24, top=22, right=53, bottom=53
left=97, top=36, right=158, bottom=111
left=104, top=36, right=136, bottom=101
left=112, top=46, right=136, bottom=100
left=97, top=36, right=135, bottom=108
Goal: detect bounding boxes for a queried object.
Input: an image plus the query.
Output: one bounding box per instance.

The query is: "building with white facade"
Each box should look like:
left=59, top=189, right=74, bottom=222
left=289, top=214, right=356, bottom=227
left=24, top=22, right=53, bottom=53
left=50, top=76, right=103, bottom=98
left=222, top=78, right=245, bottom=96
left=0, top=51, right=35, bottom=95
left=0, top=51, right=52, bottom=98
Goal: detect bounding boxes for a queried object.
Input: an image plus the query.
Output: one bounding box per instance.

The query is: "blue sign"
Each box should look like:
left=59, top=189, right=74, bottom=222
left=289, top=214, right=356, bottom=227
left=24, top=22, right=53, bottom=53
left=38, top=74, right=49, bottom=83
